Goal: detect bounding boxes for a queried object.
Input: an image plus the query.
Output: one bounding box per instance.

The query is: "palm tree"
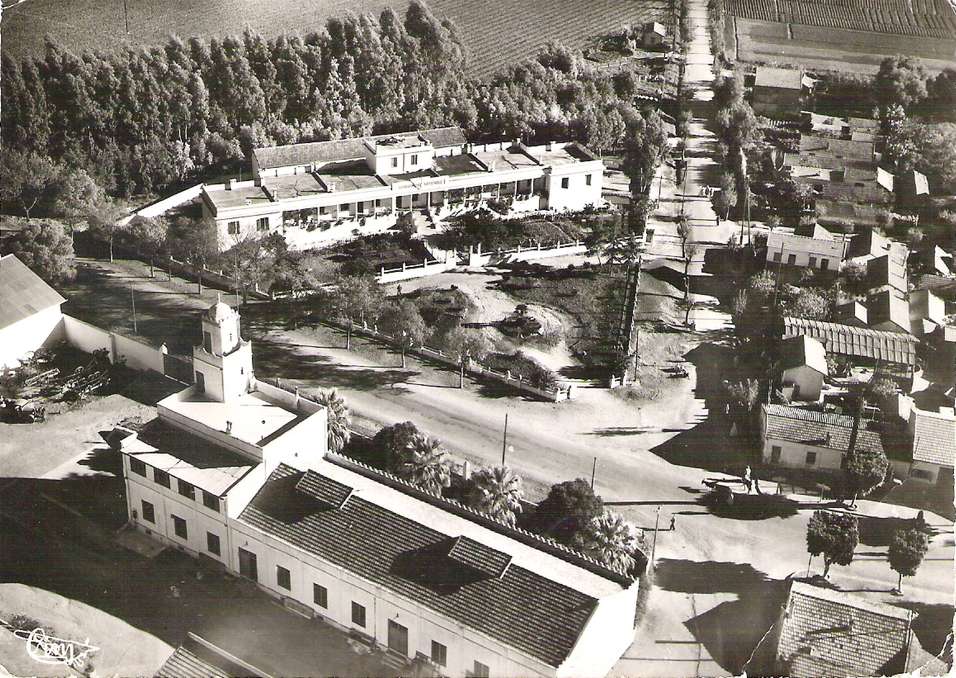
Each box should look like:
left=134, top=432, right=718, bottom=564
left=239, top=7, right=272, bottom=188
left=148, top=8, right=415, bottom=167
left=314, top=388, right=351, bottom=453
left=574, top=510, right=638, bottom=574
left=468, top=465, right=523, bottom=527
left=395, top=433, right=450, bottom=494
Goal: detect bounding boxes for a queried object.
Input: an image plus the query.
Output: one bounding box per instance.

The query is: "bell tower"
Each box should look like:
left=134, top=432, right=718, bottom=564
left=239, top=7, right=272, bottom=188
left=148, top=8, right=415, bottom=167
left=193, top=300, right=253, bottom=402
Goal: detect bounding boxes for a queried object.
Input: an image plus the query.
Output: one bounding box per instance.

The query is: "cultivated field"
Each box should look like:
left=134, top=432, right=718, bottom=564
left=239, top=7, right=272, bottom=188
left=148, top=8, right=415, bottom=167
left=0, top=0, right=671, bottom=78
left=727, top=0, right=956, bottom=39
left=725, top=0, right=956, bottom=73
left=734, top=17, right=956, bottom=73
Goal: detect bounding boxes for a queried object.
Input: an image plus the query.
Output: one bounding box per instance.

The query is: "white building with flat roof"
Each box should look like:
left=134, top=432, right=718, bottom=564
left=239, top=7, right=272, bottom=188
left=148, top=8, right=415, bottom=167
left=766, top=224, right=846, bottom=271
left=201, top=127, right=605, bottom=250
left=118, top=301, right=641, bottom=677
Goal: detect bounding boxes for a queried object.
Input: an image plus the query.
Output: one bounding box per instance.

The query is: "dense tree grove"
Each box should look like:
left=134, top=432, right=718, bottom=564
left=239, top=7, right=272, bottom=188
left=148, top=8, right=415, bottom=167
left=3, top=1, right=655, bottom=202
left=2, top=3, right=471, bottom=197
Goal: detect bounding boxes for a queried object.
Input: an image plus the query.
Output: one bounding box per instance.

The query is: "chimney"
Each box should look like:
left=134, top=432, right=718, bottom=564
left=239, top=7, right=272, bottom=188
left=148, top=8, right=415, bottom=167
left=226, top=420, right=233, bottom=434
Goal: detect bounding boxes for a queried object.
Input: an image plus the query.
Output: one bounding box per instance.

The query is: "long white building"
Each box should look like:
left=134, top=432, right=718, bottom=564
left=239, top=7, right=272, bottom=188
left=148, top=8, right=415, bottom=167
left=201, top=127, right=605, bottom=250
left=118, top=301, right=641, bottom=677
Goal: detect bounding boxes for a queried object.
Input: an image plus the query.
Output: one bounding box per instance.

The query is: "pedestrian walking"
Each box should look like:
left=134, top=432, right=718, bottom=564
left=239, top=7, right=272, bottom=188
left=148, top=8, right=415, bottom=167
left=669, top=516, right=676, bottom=531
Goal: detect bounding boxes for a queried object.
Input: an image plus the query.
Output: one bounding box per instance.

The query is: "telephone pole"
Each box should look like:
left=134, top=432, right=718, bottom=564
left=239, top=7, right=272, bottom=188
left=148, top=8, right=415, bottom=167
left=500, top=413, right=509, bottom=465
left=650, top=505, right=661, bottom=568
left=130, top=286, right=137, bottom=334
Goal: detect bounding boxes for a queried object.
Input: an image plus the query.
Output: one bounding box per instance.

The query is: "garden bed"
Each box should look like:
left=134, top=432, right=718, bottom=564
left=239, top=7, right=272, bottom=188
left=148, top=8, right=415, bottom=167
left=322, top=233, right=433, bottom=275
left=496, top=262, right=627, bottom=367
left=435, top=210, right=593, bottom=252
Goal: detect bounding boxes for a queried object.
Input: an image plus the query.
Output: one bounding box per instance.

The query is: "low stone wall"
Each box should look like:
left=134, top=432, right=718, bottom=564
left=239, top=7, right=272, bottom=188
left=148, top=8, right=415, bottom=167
left=467, top=241, right=588, bottom=267
left=61, top=314, right=168, bottom=373
left=377, top=257, right=459, bottom=284
left=318, top=318, right=572, bottom=402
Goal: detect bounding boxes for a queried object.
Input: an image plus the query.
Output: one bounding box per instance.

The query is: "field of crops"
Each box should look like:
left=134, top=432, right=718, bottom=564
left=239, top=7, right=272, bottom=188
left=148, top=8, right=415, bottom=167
left=734, top=16, right=956, bottom=73
left=0, top=0, right=671, bottom=79
left=727, top=0, right=956, bottom=38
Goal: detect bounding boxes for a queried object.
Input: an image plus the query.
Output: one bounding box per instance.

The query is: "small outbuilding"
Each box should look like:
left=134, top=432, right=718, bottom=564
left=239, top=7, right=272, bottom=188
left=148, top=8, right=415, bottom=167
left=0, top=254, right=66, bottom=369
left=779, top=335, right=828, bottom=402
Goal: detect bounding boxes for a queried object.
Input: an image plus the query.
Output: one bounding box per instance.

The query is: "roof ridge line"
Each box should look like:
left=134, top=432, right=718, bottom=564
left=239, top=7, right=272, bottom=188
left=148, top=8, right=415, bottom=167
left=325, top=452, right=637, bottom=584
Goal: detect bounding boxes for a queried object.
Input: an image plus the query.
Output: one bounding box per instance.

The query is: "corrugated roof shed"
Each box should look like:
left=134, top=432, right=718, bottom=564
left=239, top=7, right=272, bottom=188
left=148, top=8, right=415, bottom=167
left=763, top=404, right=885, bottom=455
left=782, top=317, right=917, bottom=366
left=775, top=582, right=913, bottom=678
left=0, top=254, right=66, bottom=331
left=912, top=408, right=956, bottom=467
left=239, top=463, right=618, bottom=669
left=253, top=127, right=466, bottom=171
left=155, top=645, right=229, bottom=678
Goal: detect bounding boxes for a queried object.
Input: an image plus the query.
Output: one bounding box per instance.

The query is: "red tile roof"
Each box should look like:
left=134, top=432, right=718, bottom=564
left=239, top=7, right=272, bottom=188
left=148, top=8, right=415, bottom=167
left=911, top=409, right=956, bottom=467
left=776, top=582, right=914, bottom=678
left=239, top=463, right=607, bottom=668
left=763, top=404, right=885, bottom=455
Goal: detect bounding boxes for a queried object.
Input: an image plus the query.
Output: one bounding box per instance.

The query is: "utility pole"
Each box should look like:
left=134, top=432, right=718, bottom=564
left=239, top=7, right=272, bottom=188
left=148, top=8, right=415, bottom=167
left=130, top=285, right=137, bottom=334
left=501, top=412, right=509, bottom=465
left=650, top=505, right=661, bottom=568
left=590, top=456, right=597, bottom=490
left=123, top=0, right=130, bottom=34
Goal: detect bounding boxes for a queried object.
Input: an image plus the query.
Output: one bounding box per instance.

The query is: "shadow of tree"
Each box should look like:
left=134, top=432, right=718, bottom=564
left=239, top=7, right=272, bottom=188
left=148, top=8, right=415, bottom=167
left=894, top=601, right=956, bottom=664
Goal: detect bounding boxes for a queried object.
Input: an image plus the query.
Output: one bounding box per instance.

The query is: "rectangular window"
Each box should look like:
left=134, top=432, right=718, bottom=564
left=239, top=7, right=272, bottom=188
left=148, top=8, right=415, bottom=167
left=202, top=331, right=212, bottom=353
left=375, top=199, right=383, bottom=208
left=473, top=660, right=490, bottom=678
left=172, top=514, right=187, bottom=540
left=357, top=202, right=365, bottom=214
left=772, top=251, right=781, bottom=262
left=340, top=203, right=350, bottom=212
left=129, top=458, right=147, bottom=477
left=560, top=177, right=569, bottom=189
left=178, top=479, right=194, bottom=501
left=771, top=445, right=782, bottom=463
left=787, top=254, right=797, bottom=265
left=910, top=468, right=933, bottom=480
left=820, top=258, right=830, bottom=271
left=202, top=491, right=219, bottom=512
left=227, top=221, right=239, bottom=235
left=276, top=565, right=291, bottom=591
left=141, top=500, right=155, bottom=523
left=805, top=451, right=817, bottom=466
left=153, top=469, right=170, bottom=488
left=431, top=641, right=447, bottom=667
left=809, top=256, right=817, bottom=268
left=313, top=583, right=328, bottom=608
left=585, top=174, right=592, bottom=186
left=410, top=154, right=418, bottom=165
left=319, top=206, right=327, bottom=215
left=256, top=217, right=269, bottom=232
left=391, top=157, right=398, bottom=168
left=351, top=601, right=366, bottom=628
left=207, top=531, right=221, bottom=556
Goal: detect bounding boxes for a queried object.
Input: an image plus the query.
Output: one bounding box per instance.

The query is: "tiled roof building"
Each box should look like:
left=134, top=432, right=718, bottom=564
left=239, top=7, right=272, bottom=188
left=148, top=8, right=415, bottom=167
left=773, top=583, right=920, bottom=677
left=762, top=404, right=885, bottom=456
left=123, top=301, right=643, bottom=678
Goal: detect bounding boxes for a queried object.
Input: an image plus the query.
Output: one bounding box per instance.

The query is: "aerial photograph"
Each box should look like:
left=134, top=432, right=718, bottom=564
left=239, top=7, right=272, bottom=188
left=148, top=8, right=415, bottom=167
left=0, top=0, right=954, bottom=676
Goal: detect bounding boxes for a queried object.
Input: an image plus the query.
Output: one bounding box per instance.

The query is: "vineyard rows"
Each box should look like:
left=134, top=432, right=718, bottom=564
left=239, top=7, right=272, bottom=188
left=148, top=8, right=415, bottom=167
left=726, top=0, right=956, bottom=38
left=1, top=0, right=673, bottom=79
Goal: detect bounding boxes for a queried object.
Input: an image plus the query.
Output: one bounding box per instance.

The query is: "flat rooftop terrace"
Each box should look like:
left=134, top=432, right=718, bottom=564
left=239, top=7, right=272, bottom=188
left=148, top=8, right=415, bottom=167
left=158, top=386, right=303, bottom=449
left=128, top=418, right=255, bottom=495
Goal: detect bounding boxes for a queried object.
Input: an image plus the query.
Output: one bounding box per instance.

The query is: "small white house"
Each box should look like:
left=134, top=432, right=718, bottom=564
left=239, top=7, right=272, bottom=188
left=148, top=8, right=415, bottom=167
left=0, top=254, right=66, bottom=369
left=779, top=335, right=828, bottom=402
left=766, top=225, right=845, bottom=272
left=760, top=404, right=885, bottom=472
left=907, top=407, right=956, bottom=487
